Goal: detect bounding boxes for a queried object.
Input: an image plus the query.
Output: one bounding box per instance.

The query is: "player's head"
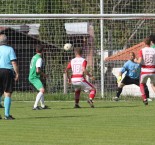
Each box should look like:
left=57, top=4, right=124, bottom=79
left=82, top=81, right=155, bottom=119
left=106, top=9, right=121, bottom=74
left=149, top=34, right=155, bottom=45
left=74, top=47, right=82, bottom=56
left=129, top=52, right=135, bottom=61
left=0, top=34, right=7, bottom=45
left=143, top=37, right=151, bottom=46
left=36, top=45, right=44, bottom=53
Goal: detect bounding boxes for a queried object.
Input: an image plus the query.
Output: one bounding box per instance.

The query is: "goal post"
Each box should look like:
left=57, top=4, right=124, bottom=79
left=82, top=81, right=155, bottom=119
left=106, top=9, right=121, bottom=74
left=0, top=14, right=155, bottom=101
left=0, top=13, right=155, bottom=19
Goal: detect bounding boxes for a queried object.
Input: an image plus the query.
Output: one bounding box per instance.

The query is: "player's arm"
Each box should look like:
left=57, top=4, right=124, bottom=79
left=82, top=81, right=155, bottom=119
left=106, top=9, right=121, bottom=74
left=117, top=63, right=127, bottom=83
left=36, top=58, right=47, bottom=78
left=36, top=67, right=47, bottom=78
left=117, top=72, right=123, bottom=83
left=134, top=50, right=143, bottom=64
left=65, top=62, right=71, bottom=83
left=134, top=57, right=142, bottom=64
left=11, top=60, right=19, bottom=81
left=82, top=60, right=95, bottom=80
left=10, top=48, right=19, bottom=81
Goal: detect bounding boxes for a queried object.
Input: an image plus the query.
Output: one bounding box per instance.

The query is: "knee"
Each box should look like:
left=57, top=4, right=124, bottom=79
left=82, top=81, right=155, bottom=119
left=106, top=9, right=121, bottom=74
left=40, top=88, right=45, bottom=94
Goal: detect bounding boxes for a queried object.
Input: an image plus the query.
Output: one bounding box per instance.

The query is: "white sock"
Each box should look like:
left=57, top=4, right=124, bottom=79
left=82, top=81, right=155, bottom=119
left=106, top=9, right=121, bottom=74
left=40, top=95, right=45, bottom=108
left=34, top=92, right=43, bottom=108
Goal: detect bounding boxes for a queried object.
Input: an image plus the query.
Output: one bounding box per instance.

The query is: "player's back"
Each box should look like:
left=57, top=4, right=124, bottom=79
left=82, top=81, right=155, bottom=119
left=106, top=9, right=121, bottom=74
left=0, top=45, right=16, bottom=69
left=71, top=57, right=86, bottom=82
left=141, top=47, right=155, bottom=73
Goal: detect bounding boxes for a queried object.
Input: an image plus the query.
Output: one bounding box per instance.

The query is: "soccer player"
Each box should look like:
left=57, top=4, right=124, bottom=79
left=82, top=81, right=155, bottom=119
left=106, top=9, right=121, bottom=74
left=0, top=34, right=19, bottom=120
left=113, top=52, right=150, bottom=101
left=65, top=47, right=96, bottom=108
left=29, top=45, right=48, bottom=110
left=134, top=35, right=155, bottom=105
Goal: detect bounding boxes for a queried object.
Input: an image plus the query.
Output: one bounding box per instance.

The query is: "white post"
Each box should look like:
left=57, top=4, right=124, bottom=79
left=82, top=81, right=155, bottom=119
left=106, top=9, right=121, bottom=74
left=63, top=73, right=67, bottom=94
left=0, top=14, right=155, bottom=19
left=100, top=0, right=104, bottom=98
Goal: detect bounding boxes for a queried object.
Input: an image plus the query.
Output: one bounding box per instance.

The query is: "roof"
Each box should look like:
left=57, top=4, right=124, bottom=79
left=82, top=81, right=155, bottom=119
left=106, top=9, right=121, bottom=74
left=105, top=42, right=146, bottom=61
left=0, top=27, right=57, bottom=49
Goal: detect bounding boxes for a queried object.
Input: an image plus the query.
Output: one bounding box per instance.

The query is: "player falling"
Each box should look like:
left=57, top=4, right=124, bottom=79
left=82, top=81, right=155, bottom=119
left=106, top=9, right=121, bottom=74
left=65, top=47, right=96, bottom=108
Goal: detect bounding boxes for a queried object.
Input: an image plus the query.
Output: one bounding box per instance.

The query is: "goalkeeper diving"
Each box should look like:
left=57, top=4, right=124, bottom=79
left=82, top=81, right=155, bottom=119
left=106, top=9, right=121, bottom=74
left=113, top=52, right=151, bottom=101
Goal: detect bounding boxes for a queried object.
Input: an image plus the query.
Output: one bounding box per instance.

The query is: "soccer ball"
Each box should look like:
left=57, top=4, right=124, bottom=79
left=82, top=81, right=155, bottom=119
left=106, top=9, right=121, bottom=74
left=64, top=43, right=72, bottom=51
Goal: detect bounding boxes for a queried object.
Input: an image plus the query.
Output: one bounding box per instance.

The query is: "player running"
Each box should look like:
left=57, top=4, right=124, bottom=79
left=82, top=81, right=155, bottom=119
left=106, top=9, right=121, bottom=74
left=65, top=47, right=96, bottom=108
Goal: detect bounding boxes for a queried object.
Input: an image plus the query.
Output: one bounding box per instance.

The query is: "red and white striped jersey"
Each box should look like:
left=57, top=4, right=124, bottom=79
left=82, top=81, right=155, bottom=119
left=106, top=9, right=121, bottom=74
left=67, top=57, right=87, bottom=82
left=139, top=47, right=155, bottom=74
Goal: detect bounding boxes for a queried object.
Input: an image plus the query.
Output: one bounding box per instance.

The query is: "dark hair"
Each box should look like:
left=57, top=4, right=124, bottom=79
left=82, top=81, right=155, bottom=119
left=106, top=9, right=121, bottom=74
left=143, top=37, right=151, bottom=46
left=74, top=47, right=83, bottom=55
left=149, top=34, right=155, bottom=44
left=36, top=45, right=44, bottom=53
left=130, top=52, right=135, bottom=56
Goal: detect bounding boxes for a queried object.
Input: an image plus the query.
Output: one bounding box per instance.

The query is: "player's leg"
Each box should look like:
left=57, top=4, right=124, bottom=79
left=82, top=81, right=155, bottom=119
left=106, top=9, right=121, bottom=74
left=139, top=74, right=149, bottom=105
left=3, top=69, right=15, bottom=120
left=39, top=87, right=49, bottom=109
left=115, top=85, right=124, bottom=101
left=72, top=82, right=81, bottom=108
left=74, top=89, right=81, bottom=108
left=0, top=96, right=3, bottom=108
left=144, top=84, right=151, bottom=101
left=30, top=78, right=44, bottom=110
left=135, top=79, right=151, bottom=101
left=82, top=80, right=96, bottom=108
left=114, top=76, right=129, bottom=101
left=149, top=74, right=155, bottom=94
left=0, top=91, right=4, bottom=108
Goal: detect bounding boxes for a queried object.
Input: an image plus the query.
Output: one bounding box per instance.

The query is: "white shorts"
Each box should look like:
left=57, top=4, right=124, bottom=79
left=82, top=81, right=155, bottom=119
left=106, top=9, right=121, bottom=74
left=140, top=74, right=155, bottom=84
left=72, top=80, right=95, bottom=92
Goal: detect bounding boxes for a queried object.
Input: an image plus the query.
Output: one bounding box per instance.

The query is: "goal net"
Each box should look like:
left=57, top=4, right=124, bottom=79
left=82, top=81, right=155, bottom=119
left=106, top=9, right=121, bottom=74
left=0, top=0, right=155, bottom=101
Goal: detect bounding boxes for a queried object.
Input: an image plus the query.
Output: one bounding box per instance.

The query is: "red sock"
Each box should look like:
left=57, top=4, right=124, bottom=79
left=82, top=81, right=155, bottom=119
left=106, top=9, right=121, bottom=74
left=140, top=83, right=147, bottom=100
left=89, top=90, right=96, bottom=99
left=75, top=90, right=81, bottom=104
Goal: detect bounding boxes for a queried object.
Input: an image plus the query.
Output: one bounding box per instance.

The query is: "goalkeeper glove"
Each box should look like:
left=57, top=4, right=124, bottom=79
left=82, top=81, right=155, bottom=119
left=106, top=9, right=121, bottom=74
left=117, top=76, right=122, bottom=83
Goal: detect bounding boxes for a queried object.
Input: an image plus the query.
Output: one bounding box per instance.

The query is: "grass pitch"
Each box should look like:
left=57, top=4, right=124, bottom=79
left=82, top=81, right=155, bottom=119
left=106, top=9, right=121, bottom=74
left=0, top=100, right=155, bottom=145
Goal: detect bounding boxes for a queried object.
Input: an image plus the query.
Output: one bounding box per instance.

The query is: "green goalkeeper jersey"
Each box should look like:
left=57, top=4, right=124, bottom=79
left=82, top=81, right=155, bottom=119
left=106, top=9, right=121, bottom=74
left=29, top=54, right=42, bottom=80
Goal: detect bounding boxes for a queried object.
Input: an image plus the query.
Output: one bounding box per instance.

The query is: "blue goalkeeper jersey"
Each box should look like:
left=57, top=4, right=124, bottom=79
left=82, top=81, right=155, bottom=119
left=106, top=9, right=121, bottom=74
left=120, top=60, right=140, bottom=79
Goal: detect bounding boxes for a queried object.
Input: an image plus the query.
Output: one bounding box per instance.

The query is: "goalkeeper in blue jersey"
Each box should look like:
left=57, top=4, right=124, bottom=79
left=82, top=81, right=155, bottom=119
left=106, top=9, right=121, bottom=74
left=113, top=52, right=151, bottom=101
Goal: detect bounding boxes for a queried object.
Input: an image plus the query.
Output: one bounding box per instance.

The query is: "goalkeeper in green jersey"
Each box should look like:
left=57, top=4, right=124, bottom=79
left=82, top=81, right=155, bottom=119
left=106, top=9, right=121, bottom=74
left=28, top=45, right=49, bottom=110
left=113, top=52, right=151, bottom=101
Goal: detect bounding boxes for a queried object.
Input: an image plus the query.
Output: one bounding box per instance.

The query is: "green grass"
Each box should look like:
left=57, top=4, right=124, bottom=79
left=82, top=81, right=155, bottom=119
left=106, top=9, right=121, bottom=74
left=0, top=100, right=155, bottom=145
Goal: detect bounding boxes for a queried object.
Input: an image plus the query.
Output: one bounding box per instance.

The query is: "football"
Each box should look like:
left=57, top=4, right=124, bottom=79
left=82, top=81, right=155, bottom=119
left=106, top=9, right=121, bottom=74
left=64, top=43, right=72, bottom=51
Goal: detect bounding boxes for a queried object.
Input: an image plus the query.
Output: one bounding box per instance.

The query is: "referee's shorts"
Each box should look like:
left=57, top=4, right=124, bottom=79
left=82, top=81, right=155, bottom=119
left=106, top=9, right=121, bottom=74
left=0, top=68, right=14, bottom=95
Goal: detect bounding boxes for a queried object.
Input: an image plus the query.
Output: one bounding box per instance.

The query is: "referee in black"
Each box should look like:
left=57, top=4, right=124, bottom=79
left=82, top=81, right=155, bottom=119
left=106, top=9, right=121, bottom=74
left=0, top=34, right=19, bottom=120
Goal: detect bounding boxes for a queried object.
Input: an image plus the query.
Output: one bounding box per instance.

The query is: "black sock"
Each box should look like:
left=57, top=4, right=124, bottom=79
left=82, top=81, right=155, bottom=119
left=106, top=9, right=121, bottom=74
left=116, top=87, right=122, bottom=98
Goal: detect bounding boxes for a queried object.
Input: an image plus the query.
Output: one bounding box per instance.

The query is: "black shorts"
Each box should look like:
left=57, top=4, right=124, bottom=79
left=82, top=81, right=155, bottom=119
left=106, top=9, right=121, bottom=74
left=0, top=68, right=14, bottom=95
left=121, top=76, right=139, bottom=86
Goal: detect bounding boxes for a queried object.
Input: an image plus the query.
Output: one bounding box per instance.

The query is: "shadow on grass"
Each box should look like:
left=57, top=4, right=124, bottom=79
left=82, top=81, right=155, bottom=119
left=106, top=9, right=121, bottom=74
left=96, top=105, right=140, bottom=108
left=17, top=114, right=93, bottom=120
left=60, top=105, right=140, bottom=109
